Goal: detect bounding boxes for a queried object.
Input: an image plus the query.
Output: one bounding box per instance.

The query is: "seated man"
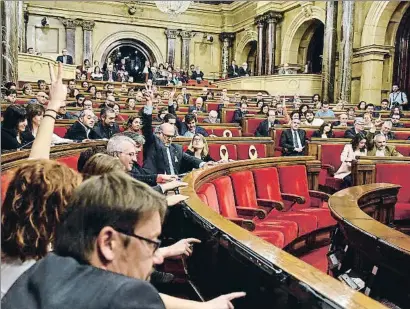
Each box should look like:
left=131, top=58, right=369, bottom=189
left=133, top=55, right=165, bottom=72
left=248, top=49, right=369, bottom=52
left=332, top=113, right=349, bottom=127
left=67, top=94, right=85, bottom=108
left=56, top=48, right=73, bottom=64
left=238, top=62, right=250, bottom=77
left=375, top=99, right=390, bottom=111
left=367, top=133, right=403, bottom=157
left=377, top=120, right=395, bottom=140
left=1, top=172, right=244, bottom=309
left=181, top=113, right=209, bottom=137
left=255, top=109, right=279, bottom=137
left=203, top=110, right=220, bottom=124
left=391, top=114, right=404, bottom=128
left=315, top=101, right=335, bottom=118
left=93, top=107, right=120, bottom=139
left=64, top=110, right=100, bottom=140
left=99, top=94, right=116, bottom=108
left=232, top=102, right=248, bottom=124
left=227, top=60, right=239, bottom=78
left=56, top=103, right=75, bottom=120
left=344, top=117, right=365, bottom=138
left=28, top=91, right=48, bottom=105
left=280, top=118, right=307, bottom=156
left=190, top=66, right=204, bottom=82
left=303, top=110, right=324, bottom=126
left=188, top=97, right=206, bottom=113
left=365, top=103, right=379, bottom=118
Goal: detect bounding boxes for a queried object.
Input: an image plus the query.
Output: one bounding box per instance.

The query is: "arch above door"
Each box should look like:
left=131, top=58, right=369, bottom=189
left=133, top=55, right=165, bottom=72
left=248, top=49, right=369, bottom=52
left=93, top=30, right=164, bottom=65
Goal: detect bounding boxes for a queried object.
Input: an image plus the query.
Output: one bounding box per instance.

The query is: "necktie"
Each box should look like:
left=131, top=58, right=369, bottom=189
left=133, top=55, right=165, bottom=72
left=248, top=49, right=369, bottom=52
left=293, top=130, right=301, bottom=149
left=166, top=146, right=175, bottom=175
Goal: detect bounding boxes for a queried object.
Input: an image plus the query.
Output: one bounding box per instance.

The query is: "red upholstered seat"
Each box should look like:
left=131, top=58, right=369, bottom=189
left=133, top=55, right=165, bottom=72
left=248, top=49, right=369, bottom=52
left=375, top=164, right=410, bottom=220
left=198, top=182, right=285, bottom=247
left=394, top=131, right=410, bottom=141
left=208, top=144, right=237, bottom=161
left=212, top=176, right=297, bottom=246
left=277, top=165, right=336, bottom=228
left=56, top=155, right=80, bottom=170
left=395, top=145, right=410, bottom=157
left=245, top=118, right=264, bottom=135
left=252, top=167, right=318, bottom=235
left=319, top=144, right=345, bottom=191
left=54, top=126, right=68, bottom=138
left=333, top=131, right=345, bottom=138
left=236, top=144, right=266, bottom=160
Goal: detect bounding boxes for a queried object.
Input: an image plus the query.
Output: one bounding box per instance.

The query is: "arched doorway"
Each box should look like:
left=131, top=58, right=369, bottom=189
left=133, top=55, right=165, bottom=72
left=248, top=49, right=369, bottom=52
left=246, top=41, right=257, bottom=75
left=393, top=6, right=410, bottom=101
left=298, top=19, right=324, bottom=73
left=101, top=39, right=156, bottom=82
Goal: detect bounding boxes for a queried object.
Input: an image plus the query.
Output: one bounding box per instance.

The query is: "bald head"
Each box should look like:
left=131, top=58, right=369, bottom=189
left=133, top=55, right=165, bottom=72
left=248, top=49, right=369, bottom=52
left=36, top=91, right=48, bottom=104
left=159, top=123, right=176, bottom=146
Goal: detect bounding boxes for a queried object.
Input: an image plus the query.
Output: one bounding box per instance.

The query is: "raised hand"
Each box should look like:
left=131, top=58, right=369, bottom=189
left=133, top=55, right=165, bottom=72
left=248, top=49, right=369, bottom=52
left=48, top=62, right=67, bottom=111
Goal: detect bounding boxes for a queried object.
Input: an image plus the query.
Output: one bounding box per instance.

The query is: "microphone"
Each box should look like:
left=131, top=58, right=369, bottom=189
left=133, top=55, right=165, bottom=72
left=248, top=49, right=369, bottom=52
left=17, top=139, right=35, bottom=151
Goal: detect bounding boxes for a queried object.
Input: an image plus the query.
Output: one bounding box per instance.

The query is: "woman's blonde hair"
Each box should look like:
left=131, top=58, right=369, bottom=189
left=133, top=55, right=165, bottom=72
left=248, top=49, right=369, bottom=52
left=187, top=134, right=209, bottom=156
left=81, top=153, right=124, bottom=178
left=1, top=159, right=82, bottom=261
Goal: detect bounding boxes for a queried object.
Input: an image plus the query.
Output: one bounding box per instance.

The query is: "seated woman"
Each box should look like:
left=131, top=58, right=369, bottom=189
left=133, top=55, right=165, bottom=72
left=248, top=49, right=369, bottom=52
left=258, top=104, right=269, bottom=115
left=298, top=104, right=310, bottom=117
left=334, top=133, right=367, bottom=188
left=91, top=66, right=103, bottom=81
left=22, top=83, right=33, bottom=97
left=362, top=112, right=373, bottom=129
left=185, top=134, right=215, bottom=162
left=24, top=103, right=73, bottom=145
left=333, top=100, right=346, bottom=111
left=86, top=85, right=97, bottom=97
left=311, top=122, right=335, bottom=138
left=356, top=101, right=367, bottom=112
left=1, top=159, right=82, bottom=298
left=1, top=105, right=30, bottom=151
left=124, top=115, right=142, bottom=135
left=113, top=103, right=125, bottom=123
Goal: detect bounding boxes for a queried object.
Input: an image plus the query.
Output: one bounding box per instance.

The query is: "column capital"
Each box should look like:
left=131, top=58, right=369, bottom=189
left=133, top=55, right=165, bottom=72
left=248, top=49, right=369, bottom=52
left=219, top=32, right=235, bottom=43
left=254, top=15, right=265, bottom=26
left=58, top=18, right=80, bottom=29
left=180, top=30, right=194, bottom=40
left=264, top=11, right=282, bottom=23
left=165, top=29, right=179, bottom=39
left=80, top=20, right=95, bottom=31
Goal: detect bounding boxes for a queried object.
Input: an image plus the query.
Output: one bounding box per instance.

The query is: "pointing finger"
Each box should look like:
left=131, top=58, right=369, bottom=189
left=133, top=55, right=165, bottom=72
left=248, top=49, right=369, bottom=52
left=186, top=238, right=201, bottom=244
left=225, top=292, right=246, bottom=301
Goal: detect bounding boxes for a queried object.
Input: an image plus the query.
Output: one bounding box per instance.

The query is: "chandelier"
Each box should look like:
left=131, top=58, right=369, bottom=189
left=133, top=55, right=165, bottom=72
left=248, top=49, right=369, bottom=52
left=155, top=1, right=192, bottom=16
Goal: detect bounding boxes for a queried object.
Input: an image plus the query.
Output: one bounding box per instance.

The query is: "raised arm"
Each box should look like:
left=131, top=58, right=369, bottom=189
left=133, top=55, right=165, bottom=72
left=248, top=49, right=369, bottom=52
left=29, top=62, right=66, bottom=159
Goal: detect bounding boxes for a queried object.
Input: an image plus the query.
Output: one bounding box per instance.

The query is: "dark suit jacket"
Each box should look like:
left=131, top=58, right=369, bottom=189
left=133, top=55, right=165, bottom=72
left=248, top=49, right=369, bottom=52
left=93, top=121, right=120, bottom=139
left=182, top=93, right=191, bottom=105
left=280, top=129, right=307, bottom=156
left=180, top=125, right=209, bottom=137
left=56, top=55, right=73, bottom=65
left=238, top=67, right=250, bottom=77
left=191, top=71, right=204, bottom=80
left=188, top=105, right=206, bottom=113
left=103, top=71, right=117, bottom=82
left=344, top=128, right=362, bottom=139
left=255, top=119, right=279, bottom=137
left=228, top=65, right=239, bottom=78
left=232, top=109, right=248, bottom=124
left=1, top=253, right=165, bottom=309
left=64, top=121, right=100, bottom=141
left=141, top=108, right=203, bottom=175
left=311, top=131, right=335, bottom=138
left=375, top=130, right=396, bottom=140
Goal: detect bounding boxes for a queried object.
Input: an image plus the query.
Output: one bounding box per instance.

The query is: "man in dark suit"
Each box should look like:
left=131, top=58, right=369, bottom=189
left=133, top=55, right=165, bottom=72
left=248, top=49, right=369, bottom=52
left=238, top=62, right=250, bottom=77
left=377, top=120, right=396, bottom=140
left=93, top=107, right=120, bottom=139
left=103, top=64, right=117, bottom=82
left=232, top=102, right=248, bottom=124
left=188, top=97, right=207, bottom=113
left=64, top=110, right=100, bottom=141
left=255, top=109, right=279, bottom=137
left=344, top=117, right=365, bottom=138
left=181, top=87, right=191, bottom=104
left=142, top=98, right=210, bottom=175
left=56, top=49, right=73, bottom=64
left=280, top=118, right=307, bottom=156
left=227, top=60, right=239, bottom=78
left=190, top=66, right=204, bottom=82
left=180, top=113, right=209, bottom=137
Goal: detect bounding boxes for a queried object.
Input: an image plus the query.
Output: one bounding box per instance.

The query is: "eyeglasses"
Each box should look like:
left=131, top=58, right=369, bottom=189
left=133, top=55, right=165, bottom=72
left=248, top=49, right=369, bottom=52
left=162, top=132, right=175, bottom=139
left=115, top=228, right=161, bottom=252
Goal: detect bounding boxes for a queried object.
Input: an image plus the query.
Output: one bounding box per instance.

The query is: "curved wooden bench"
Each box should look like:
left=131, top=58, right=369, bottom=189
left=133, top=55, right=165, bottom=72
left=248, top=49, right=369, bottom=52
left=328, top=184, right=410, bottom=307
left=180, top=157, right=387, bottom=308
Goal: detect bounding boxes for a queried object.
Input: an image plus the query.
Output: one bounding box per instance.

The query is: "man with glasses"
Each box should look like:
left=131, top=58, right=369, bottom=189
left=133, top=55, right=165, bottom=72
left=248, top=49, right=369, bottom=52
left=203, top=110, right=220, bottom=124
left=56, top=103, right=75, bottom=119
left=280, top=119, right=307, bottom=156
left=344, top=117, right=365, bottom=138
left=1, top=172, right=245, bottom=309
left=142, top=96, right=209, bottom=175
left=64, top=109, right=100, bottom=141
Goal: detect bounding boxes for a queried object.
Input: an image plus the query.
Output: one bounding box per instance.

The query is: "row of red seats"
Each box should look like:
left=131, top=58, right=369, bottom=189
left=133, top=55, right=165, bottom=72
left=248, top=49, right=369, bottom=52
left=197, top=165, right=336, bottom=248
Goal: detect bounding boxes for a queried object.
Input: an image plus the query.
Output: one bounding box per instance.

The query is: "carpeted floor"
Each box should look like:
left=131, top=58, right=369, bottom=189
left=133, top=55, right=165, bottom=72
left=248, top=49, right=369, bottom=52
left=299, top=246, right=329, bottom=273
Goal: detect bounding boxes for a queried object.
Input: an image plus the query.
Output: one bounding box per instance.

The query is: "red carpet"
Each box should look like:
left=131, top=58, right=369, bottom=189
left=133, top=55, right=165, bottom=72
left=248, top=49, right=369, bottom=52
left=299, top=246, right=329, bottom=273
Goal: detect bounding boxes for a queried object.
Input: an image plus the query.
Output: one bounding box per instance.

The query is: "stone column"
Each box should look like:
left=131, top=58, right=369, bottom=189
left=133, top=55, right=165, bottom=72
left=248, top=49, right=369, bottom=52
left=81, top=20, right=95, bottom=63
left=321, top=1, right=338, bottom=103
left=180, top=30, right=194, bottom=72
left=16, top=1, right=25, bottom=52
left=255, top=17, right=264, bottom=76
left=338, top=1, right=355, bottom=102
left=264, top=11, right=282, bottom=75
left=219, top=32, right=235, bottom=79
left=165, top=29, right=179, bottom=68
left=59, top=18, right=78, bottom=62
left=1, top=0, right=19, bottom=85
